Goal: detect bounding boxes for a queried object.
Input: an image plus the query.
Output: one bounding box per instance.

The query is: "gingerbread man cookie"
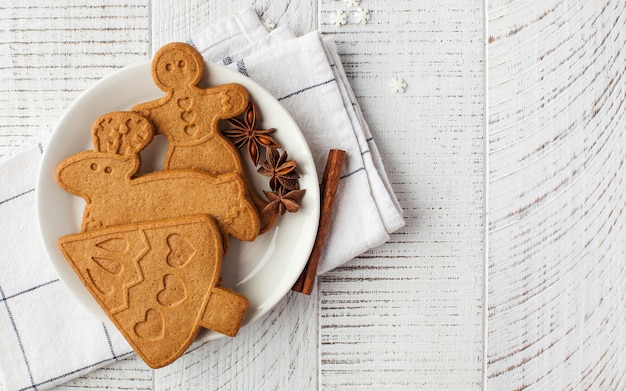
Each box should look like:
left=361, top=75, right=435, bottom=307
left=131, top=42, right=276, bottom=233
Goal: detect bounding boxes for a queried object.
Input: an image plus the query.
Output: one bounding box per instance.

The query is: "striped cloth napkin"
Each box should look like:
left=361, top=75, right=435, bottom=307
left=0, top=8, right=403, bottom=391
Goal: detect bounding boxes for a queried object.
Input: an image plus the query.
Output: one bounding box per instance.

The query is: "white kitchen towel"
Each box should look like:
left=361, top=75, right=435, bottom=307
left=0, top=143, right=134, bottom=391
left=188, top=8, right=405, bottom=274
left=0, top=8, right=403, bottom=391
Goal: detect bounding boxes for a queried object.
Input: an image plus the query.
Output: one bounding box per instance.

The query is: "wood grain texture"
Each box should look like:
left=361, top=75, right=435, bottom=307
left=487, top=0, right=626, bottom=389
left=16, top=0, right=626, bottom=389
left=0, top=0, right=151, bottom=158
left=153, top=292, right=319, bottom=390
left=0, top=1, right=153, bottom=389
left=149, top=2, right=320, bottom=390
left=318, top=0, right=485, bottom=389
left=53, top=356, right=152, bottom=391
left=150, top=0, right=316, bottom=51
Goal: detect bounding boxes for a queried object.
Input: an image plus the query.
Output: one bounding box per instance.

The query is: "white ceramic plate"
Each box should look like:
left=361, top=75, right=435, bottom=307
left=36, top=60, right=319, bottom=341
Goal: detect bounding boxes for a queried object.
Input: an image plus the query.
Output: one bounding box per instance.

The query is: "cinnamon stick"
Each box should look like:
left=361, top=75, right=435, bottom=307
left=292, top=149, right=346, bottom=294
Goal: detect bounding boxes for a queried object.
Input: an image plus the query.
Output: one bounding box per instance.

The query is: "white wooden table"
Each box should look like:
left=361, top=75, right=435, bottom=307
left=1, top=1, right=623, bottom=390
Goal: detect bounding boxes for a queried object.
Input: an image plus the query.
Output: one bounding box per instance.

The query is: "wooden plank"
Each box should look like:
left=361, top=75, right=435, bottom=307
left=153, top=292, right=319, bottom=390
left=487, top=0, right=626, bottom=389
left=0, top=0, right=151, bottom=158
left=0, top=1, right=154, bottom=389
left=150, top=2, right=320, bottom=390
left=318, top=0, right=485, bottom=389
left=150, top=0, right=317, bottom=52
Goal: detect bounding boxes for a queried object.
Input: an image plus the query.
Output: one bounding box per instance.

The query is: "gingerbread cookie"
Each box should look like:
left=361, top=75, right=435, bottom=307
left=55, top=111, right=260, bottom=242
left=58, top=215, right=248, bottom=368
left=131, top=42, right=276, bottom=233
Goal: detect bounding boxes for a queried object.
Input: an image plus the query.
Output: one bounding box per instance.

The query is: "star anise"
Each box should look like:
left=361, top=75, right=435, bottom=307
left=262, top=188, right=306, bottom=215
left=224, top=101, right=280, bottom=165
left=258, top=147, right=300, bottom=191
